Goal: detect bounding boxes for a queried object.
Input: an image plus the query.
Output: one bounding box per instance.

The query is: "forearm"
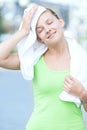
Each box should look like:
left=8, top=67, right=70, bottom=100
left=82, top=104, right=87, bottom=112
left=0, top=5, right=38, bottom=60
left=79, top=89, right=87, bottom=112
left=0, top=30, right=27, bottom=60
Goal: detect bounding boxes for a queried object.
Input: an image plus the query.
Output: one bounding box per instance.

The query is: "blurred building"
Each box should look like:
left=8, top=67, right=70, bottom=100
left=0, top=0, right=87, bottom=50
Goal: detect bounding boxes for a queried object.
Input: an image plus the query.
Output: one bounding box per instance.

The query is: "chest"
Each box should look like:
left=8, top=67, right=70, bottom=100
left=43, top=55, right=70, bottom=71
left=33, top=57, right=70, bottom=95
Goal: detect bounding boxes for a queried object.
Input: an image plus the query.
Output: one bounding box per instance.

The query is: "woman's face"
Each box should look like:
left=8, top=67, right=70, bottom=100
left=36, top=10, right=64, bottom=46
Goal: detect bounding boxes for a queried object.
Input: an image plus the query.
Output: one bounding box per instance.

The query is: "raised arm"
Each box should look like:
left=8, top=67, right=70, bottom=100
left=0, top=5, right=38, bottom=69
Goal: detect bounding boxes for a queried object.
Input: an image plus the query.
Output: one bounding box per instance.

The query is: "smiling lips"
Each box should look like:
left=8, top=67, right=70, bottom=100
left=47, top=31, right=56, bottom=39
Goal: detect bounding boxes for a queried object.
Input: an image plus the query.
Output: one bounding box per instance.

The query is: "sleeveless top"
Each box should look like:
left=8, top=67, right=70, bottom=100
left=26, top=55, right=85, bottom=130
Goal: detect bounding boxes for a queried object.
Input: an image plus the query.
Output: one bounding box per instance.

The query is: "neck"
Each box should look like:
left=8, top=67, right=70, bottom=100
left=47, top=37, right=68, bottom=56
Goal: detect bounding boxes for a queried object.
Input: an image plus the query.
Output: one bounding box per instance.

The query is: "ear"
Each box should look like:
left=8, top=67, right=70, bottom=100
left=58, top=17, right=65, bottom=28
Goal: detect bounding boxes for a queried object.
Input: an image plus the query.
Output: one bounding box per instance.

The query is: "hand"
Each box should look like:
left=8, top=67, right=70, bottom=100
left=63, top=75, right=85, bottom=98
left=19, top=4, right=38, bottom=36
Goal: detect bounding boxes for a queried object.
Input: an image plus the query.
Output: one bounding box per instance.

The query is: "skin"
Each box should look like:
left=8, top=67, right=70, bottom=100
left=36, top=10, right=87, bottom=111
left=0, top=5, right=38, bottom=69
left=0, top=7, right=87, bottom=111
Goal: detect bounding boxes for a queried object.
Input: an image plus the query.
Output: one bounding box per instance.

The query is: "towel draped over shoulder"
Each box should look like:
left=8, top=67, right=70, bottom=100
left=17, top=4, right=87, bottom=107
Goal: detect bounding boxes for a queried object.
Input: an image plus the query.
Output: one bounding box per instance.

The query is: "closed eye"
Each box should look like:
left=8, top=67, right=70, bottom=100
left=37, top=27, right=43, bottom=33
left=47, top=19, right=53, bottom=25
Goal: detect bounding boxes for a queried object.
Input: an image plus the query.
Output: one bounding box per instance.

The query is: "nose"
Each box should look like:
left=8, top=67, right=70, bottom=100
left=45, top=27, right=51, bottom=33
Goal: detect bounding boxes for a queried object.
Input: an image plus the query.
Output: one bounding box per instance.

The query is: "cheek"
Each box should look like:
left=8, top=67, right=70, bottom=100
left=38, top=32, right=45, bottom=42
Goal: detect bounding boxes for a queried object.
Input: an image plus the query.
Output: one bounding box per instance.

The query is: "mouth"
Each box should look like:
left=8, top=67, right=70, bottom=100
left=47, top=31, right=56, bottom=39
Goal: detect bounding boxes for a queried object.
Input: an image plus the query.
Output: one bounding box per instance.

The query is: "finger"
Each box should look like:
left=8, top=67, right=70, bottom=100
left=64, top=84, right=70, bottom=92
left=65, top=75, right=73, bottom=84
left=69, top=75, right=75, bottom=81
left=64, top=81, right=70, bottom=87
left=25, top=4, right=38, bottom=13
left=24, top=5, right=38, bottom=18
left=64, top=81, right=72, bottom=90
left=21, top=5, right=38, bottom=32
left=23, top=6, right=38, bottom=28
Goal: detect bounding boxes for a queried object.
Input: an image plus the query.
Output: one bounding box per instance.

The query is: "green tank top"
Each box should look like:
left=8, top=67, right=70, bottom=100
left=26, top=55, right=85, bottom=130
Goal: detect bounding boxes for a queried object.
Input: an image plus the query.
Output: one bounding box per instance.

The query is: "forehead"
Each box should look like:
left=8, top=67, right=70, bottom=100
left=36, top=10, right=55, bottom=25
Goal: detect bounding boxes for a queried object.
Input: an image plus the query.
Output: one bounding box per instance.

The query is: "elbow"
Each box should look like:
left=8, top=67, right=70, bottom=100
left=0, top=59, right=5, bottom=67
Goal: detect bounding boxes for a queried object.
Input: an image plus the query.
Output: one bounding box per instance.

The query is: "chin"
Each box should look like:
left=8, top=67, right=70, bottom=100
left=51, top=37, right=60, bottom=44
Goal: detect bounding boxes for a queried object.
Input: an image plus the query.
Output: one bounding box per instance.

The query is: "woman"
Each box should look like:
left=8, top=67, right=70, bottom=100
left=0, top=4, right=87, bottom=130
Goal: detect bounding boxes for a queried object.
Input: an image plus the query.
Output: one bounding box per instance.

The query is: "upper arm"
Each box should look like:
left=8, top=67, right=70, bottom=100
left=0, top=53, right=20, bottom=70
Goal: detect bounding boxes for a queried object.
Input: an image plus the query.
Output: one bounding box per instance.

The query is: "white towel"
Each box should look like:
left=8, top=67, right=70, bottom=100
left=59, top=91, right=81, bottom=107
left=17, top=4, right=87, bottom=107
left=17, top=4, right=48, bottom=80
left=59, top=37, right=87, bottom=107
